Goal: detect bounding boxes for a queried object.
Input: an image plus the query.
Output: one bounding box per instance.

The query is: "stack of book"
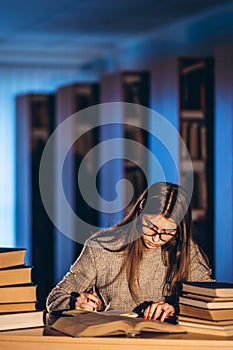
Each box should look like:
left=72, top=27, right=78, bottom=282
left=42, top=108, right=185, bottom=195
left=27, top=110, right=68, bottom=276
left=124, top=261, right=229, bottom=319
left=0, top=248, right=44, bottom=331
left=178, top=281, right=233, bottom=336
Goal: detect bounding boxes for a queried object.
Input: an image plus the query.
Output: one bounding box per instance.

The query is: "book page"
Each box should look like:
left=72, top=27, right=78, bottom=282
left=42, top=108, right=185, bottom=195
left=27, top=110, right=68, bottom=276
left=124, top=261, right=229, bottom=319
left=62, top=309, right=138, bottom=318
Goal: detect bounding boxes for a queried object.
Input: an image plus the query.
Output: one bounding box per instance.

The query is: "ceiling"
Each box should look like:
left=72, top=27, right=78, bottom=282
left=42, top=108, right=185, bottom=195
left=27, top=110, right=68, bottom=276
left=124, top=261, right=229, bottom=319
left=0, top=0, right=233, bottom=69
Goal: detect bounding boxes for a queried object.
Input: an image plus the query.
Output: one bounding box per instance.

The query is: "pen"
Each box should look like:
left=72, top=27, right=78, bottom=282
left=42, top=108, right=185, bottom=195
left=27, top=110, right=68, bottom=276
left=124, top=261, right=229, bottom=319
left=104, top=302, right=111, bottom=312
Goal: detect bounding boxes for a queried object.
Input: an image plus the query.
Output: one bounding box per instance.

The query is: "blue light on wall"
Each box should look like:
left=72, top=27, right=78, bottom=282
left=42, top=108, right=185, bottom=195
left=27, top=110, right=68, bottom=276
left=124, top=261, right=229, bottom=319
left=0, top=65, right=83, bottom=251
left=149, top=58, right=180, bottom=187
left=214, top=45, right=233, bottom=282
left=98, top=122, right=124, bottom=228
left=148, top=115, right=179, bottom=186
left=0, top=94, right=15, bottom=247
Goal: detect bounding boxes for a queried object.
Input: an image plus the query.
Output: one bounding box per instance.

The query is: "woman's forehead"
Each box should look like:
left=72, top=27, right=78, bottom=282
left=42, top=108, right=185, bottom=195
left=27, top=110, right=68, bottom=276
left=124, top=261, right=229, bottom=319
left=142, top=214, right=176, bottom=228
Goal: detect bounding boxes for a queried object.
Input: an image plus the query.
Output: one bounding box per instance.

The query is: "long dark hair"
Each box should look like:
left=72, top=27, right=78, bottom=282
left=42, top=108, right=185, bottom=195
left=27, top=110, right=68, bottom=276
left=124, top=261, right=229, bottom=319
left=95, top=182, right=193, bottom=301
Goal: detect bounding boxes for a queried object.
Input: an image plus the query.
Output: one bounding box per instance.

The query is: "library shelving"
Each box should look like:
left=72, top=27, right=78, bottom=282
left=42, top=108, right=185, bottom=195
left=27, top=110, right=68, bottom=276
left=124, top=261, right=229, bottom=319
left=16, top=93, right=55, bottom=309
left=54, top=82, right=100, bottom=281
left=100, top=71, right=150, bottom=225
left=179, top=57, right=214, bottom=266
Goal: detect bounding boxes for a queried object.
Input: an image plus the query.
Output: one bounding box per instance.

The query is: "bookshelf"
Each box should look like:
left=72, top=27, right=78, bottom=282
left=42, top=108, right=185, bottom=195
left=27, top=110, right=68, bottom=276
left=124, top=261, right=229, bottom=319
left=54, top=82, right=100, bottom=281
left=179, top=57, right=214, bottom=266
left=100, top=71, right=150, bottom=225
left=16, top=93, right=55, bottom=309
left=122, top=72, right=150, bottom=214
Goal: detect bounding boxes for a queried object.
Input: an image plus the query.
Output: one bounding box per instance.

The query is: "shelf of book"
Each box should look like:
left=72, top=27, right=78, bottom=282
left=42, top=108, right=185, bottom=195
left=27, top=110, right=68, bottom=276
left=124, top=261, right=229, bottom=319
left=56, top=82, right=99, bottom=227
left=54, top=82, right=99, bottom=281
left=179, top=57, right=214, bottom=267
left=16, top=94, right=55, bottom=310
left=100, top=71, right=150, bottom=222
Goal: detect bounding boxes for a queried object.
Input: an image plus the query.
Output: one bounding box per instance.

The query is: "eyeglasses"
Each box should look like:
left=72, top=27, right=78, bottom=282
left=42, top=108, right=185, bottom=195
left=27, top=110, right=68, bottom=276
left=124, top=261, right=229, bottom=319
left=141, top=223, right=177, bottom=242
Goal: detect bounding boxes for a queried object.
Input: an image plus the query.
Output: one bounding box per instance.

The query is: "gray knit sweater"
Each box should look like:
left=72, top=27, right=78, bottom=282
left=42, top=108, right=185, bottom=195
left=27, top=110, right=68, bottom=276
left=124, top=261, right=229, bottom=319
left=46, top=235, right=212, bottom=313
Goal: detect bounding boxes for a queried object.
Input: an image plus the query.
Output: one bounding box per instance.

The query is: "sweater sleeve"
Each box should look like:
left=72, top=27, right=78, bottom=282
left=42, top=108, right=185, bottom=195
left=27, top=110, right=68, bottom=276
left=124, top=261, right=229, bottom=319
left=46, top=244, right=97, bottom=312
left=189, top=240, right=213, bottom=281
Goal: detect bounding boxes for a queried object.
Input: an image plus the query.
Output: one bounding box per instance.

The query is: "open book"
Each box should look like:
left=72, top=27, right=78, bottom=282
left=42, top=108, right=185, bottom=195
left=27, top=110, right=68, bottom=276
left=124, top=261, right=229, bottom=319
left=51, top=312, right=185, bottom=337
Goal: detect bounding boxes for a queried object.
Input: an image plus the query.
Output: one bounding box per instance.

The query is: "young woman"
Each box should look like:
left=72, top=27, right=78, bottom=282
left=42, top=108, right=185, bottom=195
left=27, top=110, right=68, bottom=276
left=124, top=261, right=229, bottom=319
left=46, top=182, right=212, bottom=322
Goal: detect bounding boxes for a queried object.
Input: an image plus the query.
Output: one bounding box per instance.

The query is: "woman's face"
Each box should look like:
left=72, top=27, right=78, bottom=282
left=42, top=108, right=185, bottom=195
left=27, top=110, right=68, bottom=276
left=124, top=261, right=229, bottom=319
left=141, top=214, right=177, bottom=249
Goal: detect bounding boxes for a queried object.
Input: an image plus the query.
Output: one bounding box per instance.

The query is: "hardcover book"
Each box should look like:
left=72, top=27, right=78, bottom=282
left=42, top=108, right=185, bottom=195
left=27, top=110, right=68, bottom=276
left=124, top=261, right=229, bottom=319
left=178, top=319, right=233, bottom=337
left=0, top=310, right=44, bottom=331
left=179, top=296, right=233, bottom=310
left=182, top=282, right=233, bottom=298
left=0, top=284, right=37, bottom=303
left=182, top=293, right=233, bottom=302
left=178, top=315, right=233, bottom=326
left=0, top=266, right=32, bottom=286
left=0, top=248, right=26, bottom=269
left=0, top=302, right=36, bottom=313
left=179, top=304, right=233, bottom=321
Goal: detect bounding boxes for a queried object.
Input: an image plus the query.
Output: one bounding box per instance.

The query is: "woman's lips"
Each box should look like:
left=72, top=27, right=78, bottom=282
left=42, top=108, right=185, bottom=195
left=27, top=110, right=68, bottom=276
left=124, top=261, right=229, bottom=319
left=147, top=241, right=160, bottom=248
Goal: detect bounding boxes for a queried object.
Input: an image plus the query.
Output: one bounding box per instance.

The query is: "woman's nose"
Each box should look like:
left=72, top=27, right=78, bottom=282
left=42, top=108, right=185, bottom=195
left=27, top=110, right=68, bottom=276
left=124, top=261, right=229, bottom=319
left=152, top=234, right=160, bottom=242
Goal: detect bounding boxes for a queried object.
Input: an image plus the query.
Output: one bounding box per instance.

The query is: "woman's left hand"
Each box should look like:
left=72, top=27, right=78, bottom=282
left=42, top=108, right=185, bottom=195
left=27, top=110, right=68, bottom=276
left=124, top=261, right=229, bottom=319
left=143, top=301, right=175, bottom=322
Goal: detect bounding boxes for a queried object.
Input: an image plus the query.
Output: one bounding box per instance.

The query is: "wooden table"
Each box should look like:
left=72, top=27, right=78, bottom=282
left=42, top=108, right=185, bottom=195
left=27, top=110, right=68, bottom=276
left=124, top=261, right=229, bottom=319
left=0, top=327, right=233, bottom=350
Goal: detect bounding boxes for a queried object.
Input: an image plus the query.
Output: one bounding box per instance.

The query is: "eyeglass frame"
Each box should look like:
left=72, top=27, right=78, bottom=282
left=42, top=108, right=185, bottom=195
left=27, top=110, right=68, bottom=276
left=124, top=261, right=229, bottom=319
left=141, top=222, right=177, bottom=242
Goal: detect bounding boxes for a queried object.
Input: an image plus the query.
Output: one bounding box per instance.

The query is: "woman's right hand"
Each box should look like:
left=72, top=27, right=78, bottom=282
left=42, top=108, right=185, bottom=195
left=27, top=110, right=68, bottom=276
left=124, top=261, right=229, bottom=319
left=75, top=291, right=101, bottom=311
